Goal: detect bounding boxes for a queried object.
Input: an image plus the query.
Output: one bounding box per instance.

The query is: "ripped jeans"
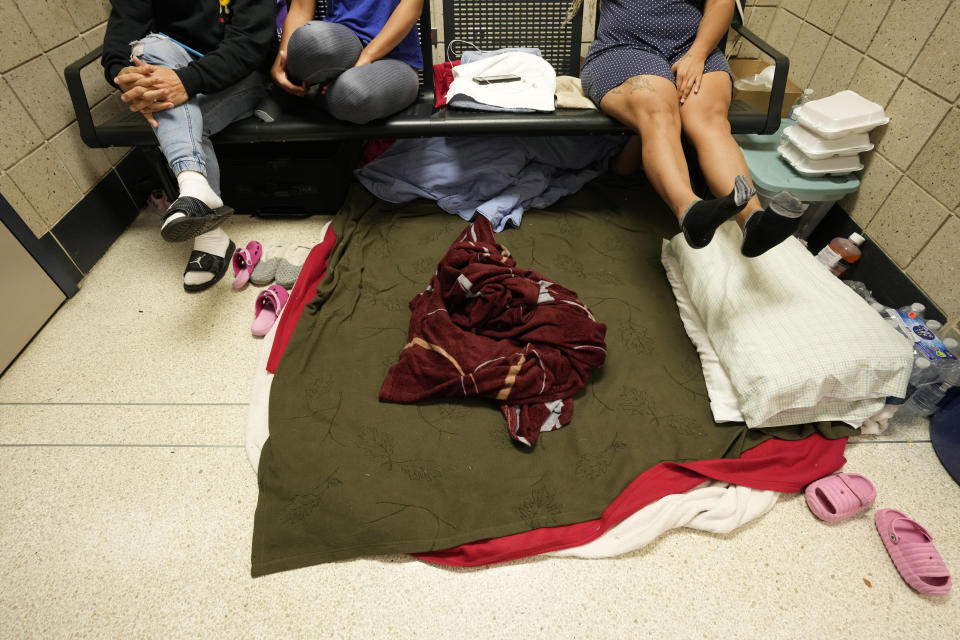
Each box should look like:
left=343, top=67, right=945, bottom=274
left=131, top=34, right=267, bottom=194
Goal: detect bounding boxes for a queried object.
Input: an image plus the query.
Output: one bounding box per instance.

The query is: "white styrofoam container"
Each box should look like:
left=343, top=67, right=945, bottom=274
left=782, top=125, right=873, bottom=159
left=778, top=140, right=863, bottom=176
left=794, top=90, right=890, bottom=139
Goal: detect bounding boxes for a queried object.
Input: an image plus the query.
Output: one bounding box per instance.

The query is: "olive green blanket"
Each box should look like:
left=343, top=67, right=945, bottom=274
left=252, top=181, right=850, bottom=576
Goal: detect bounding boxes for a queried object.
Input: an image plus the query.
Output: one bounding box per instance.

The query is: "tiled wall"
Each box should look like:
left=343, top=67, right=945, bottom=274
left=0, top=0, right=129, bottom=253
left=750, top=0, right=959, bottom=335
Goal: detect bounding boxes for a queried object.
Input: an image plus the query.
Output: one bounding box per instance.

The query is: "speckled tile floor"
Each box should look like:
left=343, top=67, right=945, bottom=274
left=1, top=208, right=958, bottom=639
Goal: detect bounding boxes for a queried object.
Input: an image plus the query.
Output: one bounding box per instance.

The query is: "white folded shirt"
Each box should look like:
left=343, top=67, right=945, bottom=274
left=446, top=51, right=556, bottom=112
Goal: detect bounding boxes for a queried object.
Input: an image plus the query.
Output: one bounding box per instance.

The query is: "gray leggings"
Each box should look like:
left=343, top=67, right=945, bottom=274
left=286, top=21, right=420, bottom=124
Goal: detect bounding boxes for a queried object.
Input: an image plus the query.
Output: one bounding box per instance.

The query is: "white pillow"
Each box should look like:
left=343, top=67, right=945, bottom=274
left=661, top=242, right=744, bottom=423
left=663, top=223, right=912, bottom=428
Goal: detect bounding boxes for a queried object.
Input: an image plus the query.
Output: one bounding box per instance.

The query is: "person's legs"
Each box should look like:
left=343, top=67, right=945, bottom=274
left=600, top=75, right=696, bottom=216
left=284, top=20, right=363, bottom=86
left=132, top=35, right=232, bottom=248
left=179, top=72, right=267, bottom=289
left=132, top=36, right=217, bottom=205
left=599, top=74, right=753, bottom=248
left=324, top=59, right=419, bottom=124
left=680, top=72, right=760, bottom=224
left=196, top=70, right=269, bottom=194
left=133, top=34, right=267, bottom=289
left=681, top=72, right=805, bottom=257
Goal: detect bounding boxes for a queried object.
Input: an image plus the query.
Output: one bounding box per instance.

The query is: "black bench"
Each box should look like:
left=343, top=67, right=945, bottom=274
left=66, top=1, right=788, bottom=145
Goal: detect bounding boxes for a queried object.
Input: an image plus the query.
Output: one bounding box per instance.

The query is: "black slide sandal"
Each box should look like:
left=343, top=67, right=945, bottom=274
left=161, top=197, right=235, bottom=243
left=183, top=240, right=235, bottom=293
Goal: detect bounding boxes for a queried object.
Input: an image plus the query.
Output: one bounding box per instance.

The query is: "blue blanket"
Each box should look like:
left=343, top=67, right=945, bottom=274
left=354, top=136, right=625, bottom=231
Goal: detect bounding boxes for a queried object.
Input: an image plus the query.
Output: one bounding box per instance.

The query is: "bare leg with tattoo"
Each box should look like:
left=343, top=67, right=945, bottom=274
left=601, top=74, right=754, bottom=248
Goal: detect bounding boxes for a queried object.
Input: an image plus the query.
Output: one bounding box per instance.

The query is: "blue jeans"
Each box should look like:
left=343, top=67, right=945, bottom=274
left=131, top=34, right=268, bottom=194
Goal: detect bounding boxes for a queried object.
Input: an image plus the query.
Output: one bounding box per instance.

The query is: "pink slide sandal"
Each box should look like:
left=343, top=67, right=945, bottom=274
left=251, top=284, right=289, bottom=337
left=876, top=509, right=952, bottom=594
left=804, top=472, right=876, bottom=522
left=232, top=241, right=263, bottom=289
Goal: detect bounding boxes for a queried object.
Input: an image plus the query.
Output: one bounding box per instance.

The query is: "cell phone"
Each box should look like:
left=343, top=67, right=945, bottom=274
left=473, top=74, right=522, bottom=85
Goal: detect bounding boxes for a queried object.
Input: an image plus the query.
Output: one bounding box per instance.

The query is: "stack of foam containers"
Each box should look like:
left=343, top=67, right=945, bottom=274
left=779, top=90, right=890, bottom=177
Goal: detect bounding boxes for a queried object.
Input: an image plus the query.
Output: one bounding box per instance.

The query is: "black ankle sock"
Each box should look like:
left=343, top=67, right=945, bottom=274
left=680, top=174, right=756, bottom=249
left=740, top=191, right=808, bottom=258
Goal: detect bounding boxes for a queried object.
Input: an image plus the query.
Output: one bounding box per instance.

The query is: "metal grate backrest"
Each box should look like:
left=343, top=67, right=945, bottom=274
left=443, top=0, right=584, bottom=76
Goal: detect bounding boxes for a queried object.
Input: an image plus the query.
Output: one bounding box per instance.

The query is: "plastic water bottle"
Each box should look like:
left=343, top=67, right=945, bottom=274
left=789, top=88, right=814, bottom=120
left=897, top=361, right=960, bottom=418
left=906, top=358, right=938, bottom=395
left=898, top=302, right=926, bottom=320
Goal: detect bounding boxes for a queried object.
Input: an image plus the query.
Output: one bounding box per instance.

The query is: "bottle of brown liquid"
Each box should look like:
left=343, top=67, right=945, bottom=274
left=815, top=232, right=865, bottom=276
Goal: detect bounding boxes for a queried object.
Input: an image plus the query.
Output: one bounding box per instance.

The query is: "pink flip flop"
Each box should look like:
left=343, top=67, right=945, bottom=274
left=804, top=472, right=876, bottom=522
left=876, top=509, right=952, bottom=594
left=251, top=284, right=289, bottom=337
left=232, top=241, right=263, bottom=289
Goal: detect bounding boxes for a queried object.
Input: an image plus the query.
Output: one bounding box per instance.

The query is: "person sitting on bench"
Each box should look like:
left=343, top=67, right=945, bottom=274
left=577, top=0, right=805, bottom=257
left=264, top=0, right=422, bottom=124
left=101, top=0, right=275, bottom=292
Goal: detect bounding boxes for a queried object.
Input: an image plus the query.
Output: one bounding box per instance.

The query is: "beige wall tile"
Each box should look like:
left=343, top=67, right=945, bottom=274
left=0, top=171, right=46, bottom=237
left=64, top=0, right=109, bottom=33
left=909, top=108, right=960, bottom=210
left=0, top=0, right=42, bottom=72
left=80, top=32, right=114, bottom=105
left=867, top=0, right=950, bottom=73
left=46, top=35, right=111, bottom=113
left=0, top=78, right=44, bottom=169
left=906, top=214, right=960, bottom=319
left=765, top=8, right=804, bottom=55
left=91, top=92, right=128, bottom=126
left=5, top=55, right=76, bottom=138
left=7, top=145, right=82, bottom=227
left=865, top=177, right=950, bottom=267
left=50, top=122, right=112, bottom=194
left=834, top=0, right=894, bottom=52
left=46, top=37, right=87, bottom=85
left=875, top=80, right=950, bottom=170
left=780, top=0, right=811, bottom=17
left=738, top=6, right=777, bottom=60
left=85, top=22, right=107, bottom=45
left=848, top=56, right=902, bottom=107
left=908, top=1, right=960, bottom=102
left=785, top=22, right=830, bottom=89
left=839, top=152, right=902, bottom=227
left=14, top=0, right=77, bottom=51
left=809, top=38, right=861, bottom=98
left=90, top=94, right=132, bottom=165
left=805, top=0, right=848, bottom=32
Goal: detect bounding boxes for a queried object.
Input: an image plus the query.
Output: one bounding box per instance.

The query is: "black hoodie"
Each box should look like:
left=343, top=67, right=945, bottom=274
left=101, top=0, right=276, bottom=97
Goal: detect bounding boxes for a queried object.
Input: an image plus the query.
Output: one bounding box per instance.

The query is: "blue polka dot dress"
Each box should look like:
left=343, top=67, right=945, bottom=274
left=581, top=0, right=732, bottom=104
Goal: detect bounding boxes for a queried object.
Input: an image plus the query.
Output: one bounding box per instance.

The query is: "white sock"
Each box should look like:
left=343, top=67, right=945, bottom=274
left=184, top=228, right=231, bottom=287
left=176, top=171, right=223, bottom=209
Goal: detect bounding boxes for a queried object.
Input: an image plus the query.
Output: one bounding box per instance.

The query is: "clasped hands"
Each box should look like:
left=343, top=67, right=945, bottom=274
left=115, top=58, right=188, bottom=127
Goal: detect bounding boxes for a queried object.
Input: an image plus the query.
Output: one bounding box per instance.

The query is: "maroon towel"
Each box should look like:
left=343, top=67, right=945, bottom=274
left=380, top=217, right=607, bottom=445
